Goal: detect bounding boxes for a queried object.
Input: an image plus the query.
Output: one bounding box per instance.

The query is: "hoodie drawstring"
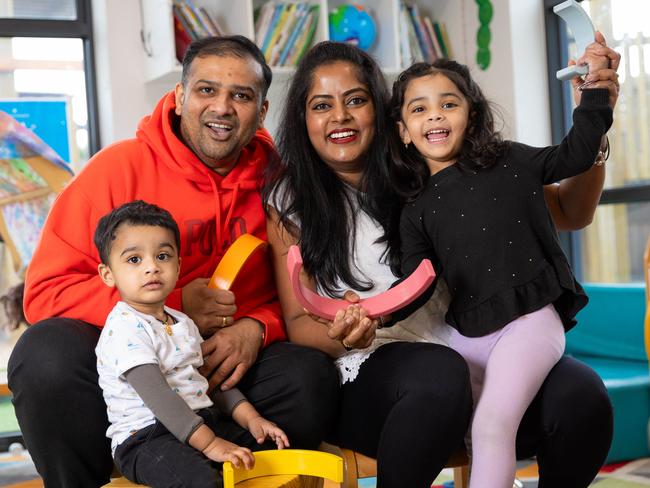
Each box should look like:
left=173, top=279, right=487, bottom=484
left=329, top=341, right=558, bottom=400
left=208, top=176, right=241, bottom=254
left=209, top=176, right=223, bottom=255
left=223, top=183, right=240, bottom=245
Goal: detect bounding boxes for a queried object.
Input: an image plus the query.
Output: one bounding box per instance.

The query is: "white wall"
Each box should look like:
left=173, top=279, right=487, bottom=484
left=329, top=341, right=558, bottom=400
left=91, top=0, right=553, bottom=148
left=441, top=0, right=552, bottom=146
left=92, top=0, right=174, bottom=146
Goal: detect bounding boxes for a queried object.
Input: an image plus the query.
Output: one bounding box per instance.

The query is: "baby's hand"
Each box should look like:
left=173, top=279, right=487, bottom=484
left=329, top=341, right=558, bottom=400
left=248, top=416, right=290, bottom=449
left=202, top=437, right=255, bottom=469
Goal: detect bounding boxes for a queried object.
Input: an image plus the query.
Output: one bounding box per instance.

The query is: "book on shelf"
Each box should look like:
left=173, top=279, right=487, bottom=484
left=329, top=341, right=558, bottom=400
left=408, top=4, right=434, bottom=62
left=399, top=1, right=452, bottom=66
left=286, top=6, right=319, bottom=66
left=277, top=3, right=310, bottom=66
left=438, top=22, right=452, bottom=58
left=174, top=1, right=204, bottom=39
left=172, top=0, right=224, bottom=42
left=419, top=15, right=438, bottom=60
left=432, top=21, right=449, bottom=58
left=423, top=17, right=443, bottom=59
left=268, top=2, right=300, bottom=65
left=254, top=2, right=319, bottom=67
left=173, top=4, right=197, bottom=41
left=173, top=7, right=193, bottom=62
left=399, top=2, right=413, bottom=65
left=254, top=2, right=276, bottom=49
left=260, top=3, right=285, bottom=54
left=197, top=6, right=222, bottom=36
left=401, top=1, right=423, bottom=64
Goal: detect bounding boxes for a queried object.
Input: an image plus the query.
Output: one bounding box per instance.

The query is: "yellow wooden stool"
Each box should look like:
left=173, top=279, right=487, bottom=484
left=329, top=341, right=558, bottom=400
left=104, top=449, right=343, bottom=488
left=223, top=449, right=343, bottom=488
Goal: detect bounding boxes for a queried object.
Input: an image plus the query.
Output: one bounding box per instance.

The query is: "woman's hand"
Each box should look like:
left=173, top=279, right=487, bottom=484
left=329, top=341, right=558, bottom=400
left=330, top=304, right=379, bottom=351
left=572, top=31, right=621, bottom=108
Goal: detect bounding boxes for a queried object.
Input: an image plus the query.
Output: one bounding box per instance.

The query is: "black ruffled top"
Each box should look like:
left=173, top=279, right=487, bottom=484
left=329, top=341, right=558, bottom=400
left=397, top=89, right=611, bottom=337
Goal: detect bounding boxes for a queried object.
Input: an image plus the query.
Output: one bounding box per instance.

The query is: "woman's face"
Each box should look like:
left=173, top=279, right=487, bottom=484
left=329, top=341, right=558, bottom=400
left=305, top=61, right=376, bottom=182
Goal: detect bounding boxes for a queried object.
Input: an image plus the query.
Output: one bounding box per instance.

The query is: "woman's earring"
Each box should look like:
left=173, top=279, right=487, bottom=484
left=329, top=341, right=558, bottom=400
left=404, top=142, right=409, bottom=149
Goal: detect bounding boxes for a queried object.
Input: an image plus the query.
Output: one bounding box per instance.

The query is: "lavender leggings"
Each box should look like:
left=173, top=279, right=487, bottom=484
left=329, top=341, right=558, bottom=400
left=448, top=304, right=566, bottom=488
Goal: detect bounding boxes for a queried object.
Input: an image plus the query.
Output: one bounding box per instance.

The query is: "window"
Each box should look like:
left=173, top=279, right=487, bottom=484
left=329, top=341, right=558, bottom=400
left=0, top=0, right=99, bottom=170
left=0, top=0, right=98, bottom=444
left=545, top=0, right=650, bottom=283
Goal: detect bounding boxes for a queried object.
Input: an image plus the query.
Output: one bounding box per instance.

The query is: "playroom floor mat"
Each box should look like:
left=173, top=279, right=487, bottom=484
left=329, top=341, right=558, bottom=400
left=3, top=453, right=650, bottom=487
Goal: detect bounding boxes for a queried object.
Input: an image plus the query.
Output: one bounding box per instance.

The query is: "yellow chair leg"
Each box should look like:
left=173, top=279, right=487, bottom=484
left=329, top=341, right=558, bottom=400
left=333, top=445, right=469, bottom=488
left=454, top=465, right=469, bottom=488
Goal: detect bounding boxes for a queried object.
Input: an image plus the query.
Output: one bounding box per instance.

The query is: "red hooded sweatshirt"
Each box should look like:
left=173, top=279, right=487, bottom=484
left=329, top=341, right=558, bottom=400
left=24, top=91, right=285, bottom=346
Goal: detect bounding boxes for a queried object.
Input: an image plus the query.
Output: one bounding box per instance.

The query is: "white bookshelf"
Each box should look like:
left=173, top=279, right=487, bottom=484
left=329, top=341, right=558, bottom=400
left=139, top=0, right=466, bottom=135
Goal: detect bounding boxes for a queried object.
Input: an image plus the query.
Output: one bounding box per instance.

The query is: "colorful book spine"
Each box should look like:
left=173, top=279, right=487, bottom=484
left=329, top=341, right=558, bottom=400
left=287, top=5, right=319, bottom=66
left=255, top=2, right=276, bottom=48
left=174, top=1, right=203, bottom=39
left=269, top=2, right=299, bottom=65
left=173, top=3, right=199, bottom=41
left=173, top=7, right=193, bottom=61
left=198, top=6, right=222, bottom=36
left=439, top=22, right=453, bottom=59
left=278, top=3, right=309, bottom=66
left=432, top=21, right=449, bottom=58
left=261, top=3, right=285, bottom=55
left=424, top=16, right=442, bottom=59
left=408, top=5, right=433, bottom=62
left=399, top=1, right=413, bottom=66
left=264, top=3, right=292, bottom=61
left=403, top=5, right=423, bottom=62
left=186, top=1, right=211, bottom=37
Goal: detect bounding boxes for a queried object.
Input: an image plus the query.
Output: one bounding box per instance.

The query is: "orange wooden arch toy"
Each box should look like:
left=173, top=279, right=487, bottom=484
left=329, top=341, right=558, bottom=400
left=208, top=234, right=268, bottom=290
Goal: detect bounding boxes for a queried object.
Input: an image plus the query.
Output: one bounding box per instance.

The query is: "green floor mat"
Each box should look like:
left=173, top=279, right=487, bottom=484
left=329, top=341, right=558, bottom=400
left=0, top=396, right=19, bottom=433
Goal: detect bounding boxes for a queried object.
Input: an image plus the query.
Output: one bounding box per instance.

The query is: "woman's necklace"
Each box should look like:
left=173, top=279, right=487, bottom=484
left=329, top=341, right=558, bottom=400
left=161, top=312, right=174, bottom=336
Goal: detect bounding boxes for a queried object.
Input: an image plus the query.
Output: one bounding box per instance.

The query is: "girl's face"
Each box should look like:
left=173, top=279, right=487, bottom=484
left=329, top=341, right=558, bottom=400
left=398, top=73, right=470, bottom=174
left=305, top=61, right=376, bottom=184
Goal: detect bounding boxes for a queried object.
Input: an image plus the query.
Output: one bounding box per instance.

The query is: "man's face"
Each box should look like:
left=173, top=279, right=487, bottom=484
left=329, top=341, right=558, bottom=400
left=174, top=54, right=268, bottom=175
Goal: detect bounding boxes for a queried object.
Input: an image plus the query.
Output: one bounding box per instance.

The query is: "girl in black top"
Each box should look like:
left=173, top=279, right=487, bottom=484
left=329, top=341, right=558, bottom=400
left=391, top=59, right=613, bottom=488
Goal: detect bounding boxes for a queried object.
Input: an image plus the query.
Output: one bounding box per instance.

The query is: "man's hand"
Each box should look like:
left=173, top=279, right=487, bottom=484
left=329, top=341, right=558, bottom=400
left=181, top=278, right=237, bottom=335
left=200, top=317, right=264, bottom=392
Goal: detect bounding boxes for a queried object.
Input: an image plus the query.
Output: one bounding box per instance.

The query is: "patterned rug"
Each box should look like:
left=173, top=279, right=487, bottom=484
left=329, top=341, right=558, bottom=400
left=0, top=447, right=38, bottom=487
left=510, top=458, right=650, bottom=488
left=359, top=458, right=650, bottom=487
left=2, top=451, right=650, bottom=487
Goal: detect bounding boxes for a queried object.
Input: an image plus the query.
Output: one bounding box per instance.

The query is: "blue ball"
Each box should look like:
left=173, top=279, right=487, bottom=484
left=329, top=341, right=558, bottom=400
left=329, top=4, right=376, bottom=51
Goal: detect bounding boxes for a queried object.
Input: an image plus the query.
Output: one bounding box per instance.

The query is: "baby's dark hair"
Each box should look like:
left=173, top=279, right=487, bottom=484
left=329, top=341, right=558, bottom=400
left=94, top=200, right=181, bottom=264
left=390, top=59, right=508, bottom=198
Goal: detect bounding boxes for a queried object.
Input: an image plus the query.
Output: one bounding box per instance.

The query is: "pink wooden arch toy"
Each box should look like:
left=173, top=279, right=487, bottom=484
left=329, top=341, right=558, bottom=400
left=287, top=245, right=436, bottom=320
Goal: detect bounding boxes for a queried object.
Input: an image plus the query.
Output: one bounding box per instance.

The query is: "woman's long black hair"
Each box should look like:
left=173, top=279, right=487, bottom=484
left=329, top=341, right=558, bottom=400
left=262, top=41, right=402, bottom=295
left=389, top=59, right=509, bottom=199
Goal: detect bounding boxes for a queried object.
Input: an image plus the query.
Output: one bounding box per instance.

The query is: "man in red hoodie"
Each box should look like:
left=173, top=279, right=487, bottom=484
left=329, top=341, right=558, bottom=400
left=8, top=36, right=339, bottom=487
